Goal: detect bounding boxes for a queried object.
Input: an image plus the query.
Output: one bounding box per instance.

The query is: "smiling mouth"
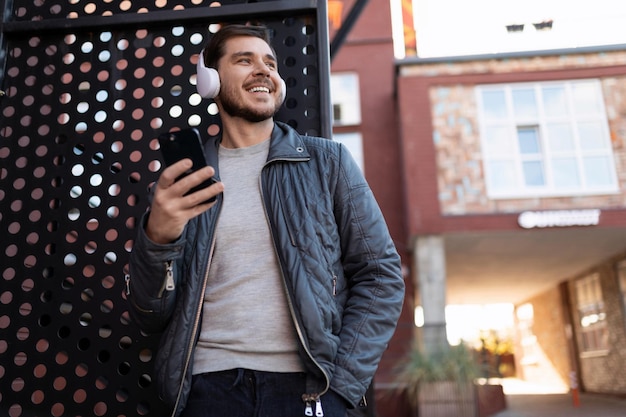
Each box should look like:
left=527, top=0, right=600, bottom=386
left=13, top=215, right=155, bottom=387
left=248, top=86, right=270, bottom=93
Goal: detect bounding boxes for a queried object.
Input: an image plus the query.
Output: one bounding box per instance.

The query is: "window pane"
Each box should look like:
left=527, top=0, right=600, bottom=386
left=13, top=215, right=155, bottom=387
left=512, top=88, right=537, bottom=119
left=481, top=90, right=507, bottom=119
left=330, top=72, right=361, bottom=126
left=517, top=127, right=540, bottom=154
left=576, top=274, right=608, bottom=352
left=578, top=121, right=606, bottom=150
left=572, top=81, right=603, bottom=115
left=487, top=160, right=516, bottom=191
left=542, top=86, right=568, bottom=117
left=483, top=126, right=514, bottom=154
left=522, top=161, right=545, bottom=186
left=552, top=158, right=580, bottom=188
left=583, top=156, right=613, bottom=186
left=546, top=123, right=574, bottom=152
left=477, top=80, right=617, bottom=197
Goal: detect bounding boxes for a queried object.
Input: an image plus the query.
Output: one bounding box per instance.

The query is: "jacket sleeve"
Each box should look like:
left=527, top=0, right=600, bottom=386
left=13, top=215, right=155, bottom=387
left=126, top=212, right=185, bottom=334
left=330, top=144, right=405, bottom=405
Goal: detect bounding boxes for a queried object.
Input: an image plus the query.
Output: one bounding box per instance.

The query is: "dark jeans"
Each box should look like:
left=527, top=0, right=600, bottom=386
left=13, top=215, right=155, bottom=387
left=180, top=369, right=348, bottom=417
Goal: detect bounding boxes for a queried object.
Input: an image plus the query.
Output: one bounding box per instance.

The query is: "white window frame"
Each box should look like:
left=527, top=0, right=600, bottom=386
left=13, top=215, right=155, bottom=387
left=476, top=79, right=618, bottom=199
left=575, top=273, right=609, bottom=356
left=330, top=72, right=361, bottom=127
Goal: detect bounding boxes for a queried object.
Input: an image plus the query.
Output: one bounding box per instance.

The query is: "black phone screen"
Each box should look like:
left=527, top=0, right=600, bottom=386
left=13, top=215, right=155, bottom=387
left=158, top=128, right=218, bottom=203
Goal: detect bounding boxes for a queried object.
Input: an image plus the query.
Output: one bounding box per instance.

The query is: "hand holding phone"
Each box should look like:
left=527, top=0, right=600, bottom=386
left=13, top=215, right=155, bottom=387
left=158, top=128, right=219, bottom=204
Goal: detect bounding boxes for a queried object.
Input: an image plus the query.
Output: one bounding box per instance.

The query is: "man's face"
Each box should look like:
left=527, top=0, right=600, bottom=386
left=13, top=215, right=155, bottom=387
left=216, top=36, right=284, bottom=122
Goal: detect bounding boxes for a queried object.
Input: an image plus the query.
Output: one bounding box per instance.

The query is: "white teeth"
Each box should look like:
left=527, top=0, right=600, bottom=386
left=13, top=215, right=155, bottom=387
left=249, top=86, right=270, bottom=93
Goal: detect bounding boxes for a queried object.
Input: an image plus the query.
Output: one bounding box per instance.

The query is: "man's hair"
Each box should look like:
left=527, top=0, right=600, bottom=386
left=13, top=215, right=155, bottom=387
left=203, top=24, right=276, bottom=70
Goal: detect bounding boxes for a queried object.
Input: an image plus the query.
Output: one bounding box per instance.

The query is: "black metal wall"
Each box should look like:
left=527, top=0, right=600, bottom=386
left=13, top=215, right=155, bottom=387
left=0, top=1, right=331, bottom=416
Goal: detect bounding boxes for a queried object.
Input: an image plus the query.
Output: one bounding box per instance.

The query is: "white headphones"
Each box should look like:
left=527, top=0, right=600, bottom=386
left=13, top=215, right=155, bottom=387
left=196, top=49, right=287, bottom=101
left=196, top=50, right=221, bottom=99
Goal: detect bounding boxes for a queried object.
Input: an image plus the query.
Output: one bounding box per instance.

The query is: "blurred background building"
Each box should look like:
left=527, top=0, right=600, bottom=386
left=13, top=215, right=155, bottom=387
left=329, top=0, right=626, bottom=413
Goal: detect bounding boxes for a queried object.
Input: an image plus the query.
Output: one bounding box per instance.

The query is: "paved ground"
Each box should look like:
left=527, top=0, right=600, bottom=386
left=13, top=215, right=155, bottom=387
left=491, top=379, right=626, bottom=417
left=492, top=393, right=626, bottom=417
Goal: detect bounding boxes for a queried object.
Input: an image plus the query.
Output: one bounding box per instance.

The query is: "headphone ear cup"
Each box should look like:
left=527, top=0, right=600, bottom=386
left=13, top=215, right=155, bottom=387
left=279, top=78, right=287, bottom=103
left=196, top=52, right=220, bottom=99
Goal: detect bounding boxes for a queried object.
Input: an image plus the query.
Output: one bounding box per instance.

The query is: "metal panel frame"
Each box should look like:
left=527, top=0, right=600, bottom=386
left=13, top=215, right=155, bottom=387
left=0, top=2, right=331, bottom=416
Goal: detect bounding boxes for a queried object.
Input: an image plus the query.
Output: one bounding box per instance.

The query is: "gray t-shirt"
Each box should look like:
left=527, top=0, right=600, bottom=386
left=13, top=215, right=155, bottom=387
left=193, top=138, right=304, bottom=374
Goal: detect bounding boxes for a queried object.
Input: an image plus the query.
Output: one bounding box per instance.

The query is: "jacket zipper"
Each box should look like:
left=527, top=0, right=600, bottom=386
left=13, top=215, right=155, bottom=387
left=315, top=397, right=323, bottom=416
left=259, top=173, right=330, bottom=416
left=303, top=396, right=324, bottom=416
left=125, top=274, right=156, bottom=313
left=157, top=261, right=175, bottom=298
left=125, top=259, right=175, bottom=313
left=170, top=221, right=218, bottom=417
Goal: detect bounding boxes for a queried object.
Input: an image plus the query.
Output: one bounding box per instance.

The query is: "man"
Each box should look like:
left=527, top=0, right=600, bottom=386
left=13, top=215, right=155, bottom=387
left=127, top=24, right=404, bottom=417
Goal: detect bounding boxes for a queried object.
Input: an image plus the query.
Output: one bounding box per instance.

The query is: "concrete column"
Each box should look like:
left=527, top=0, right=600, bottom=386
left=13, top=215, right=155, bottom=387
left=414, top=235, right=448, bottom=354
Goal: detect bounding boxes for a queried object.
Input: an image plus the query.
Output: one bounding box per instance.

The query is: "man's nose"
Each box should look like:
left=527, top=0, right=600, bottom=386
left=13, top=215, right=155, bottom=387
left=253, top=60, right=271, bottom=77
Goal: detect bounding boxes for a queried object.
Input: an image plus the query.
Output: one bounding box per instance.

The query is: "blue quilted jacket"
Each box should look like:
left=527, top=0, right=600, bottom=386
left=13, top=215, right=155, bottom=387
left=127, top=121, right=405, bottom=417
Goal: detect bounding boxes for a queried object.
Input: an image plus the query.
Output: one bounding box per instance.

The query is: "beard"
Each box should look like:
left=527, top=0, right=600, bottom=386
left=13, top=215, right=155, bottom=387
left=219, top=85, right=283, bottom=123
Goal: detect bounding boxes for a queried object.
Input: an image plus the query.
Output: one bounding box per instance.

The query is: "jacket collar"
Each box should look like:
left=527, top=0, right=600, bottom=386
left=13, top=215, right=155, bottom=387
left=205, top=120, right=311, bottom=169
left=267, top=121, right=311, bottom=162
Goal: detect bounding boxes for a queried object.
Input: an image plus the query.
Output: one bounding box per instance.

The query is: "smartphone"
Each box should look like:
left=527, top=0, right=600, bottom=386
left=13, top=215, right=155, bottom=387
left=158, top=128, right=218, bottom=203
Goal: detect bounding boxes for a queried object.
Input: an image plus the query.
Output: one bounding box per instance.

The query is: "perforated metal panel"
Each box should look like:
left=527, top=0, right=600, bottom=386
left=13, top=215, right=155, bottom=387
left=0, top=1, right=330, bottom=416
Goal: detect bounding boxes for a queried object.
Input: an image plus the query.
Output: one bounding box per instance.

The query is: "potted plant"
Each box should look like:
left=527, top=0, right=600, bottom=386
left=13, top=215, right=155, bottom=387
left=394, top=343, right=480, bottom=417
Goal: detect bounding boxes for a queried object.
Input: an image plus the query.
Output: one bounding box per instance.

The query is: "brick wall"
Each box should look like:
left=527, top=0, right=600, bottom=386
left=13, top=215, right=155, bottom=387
left=404, top=50, right=626, bottom=215
left=514, top=252, right=626, bottom=394
left=516, top=287, right=571, bottom=390
left=568, top=256, right=626, bottom=393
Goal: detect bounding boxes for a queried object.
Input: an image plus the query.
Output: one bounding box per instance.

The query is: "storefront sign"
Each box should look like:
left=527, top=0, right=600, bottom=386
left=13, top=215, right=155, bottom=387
left=518, top=209, right=601, bottom=229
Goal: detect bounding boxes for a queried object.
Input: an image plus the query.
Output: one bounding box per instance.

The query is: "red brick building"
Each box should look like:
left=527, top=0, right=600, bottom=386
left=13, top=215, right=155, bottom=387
left=330, top=0, right=626, bottom=413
